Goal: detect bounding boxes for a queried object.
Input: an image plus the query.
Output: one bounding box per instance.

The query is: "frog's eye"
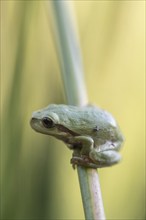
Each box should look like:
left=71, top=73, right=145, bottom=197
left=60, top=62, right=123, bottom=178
left=42, top=117, right=55, bottom=128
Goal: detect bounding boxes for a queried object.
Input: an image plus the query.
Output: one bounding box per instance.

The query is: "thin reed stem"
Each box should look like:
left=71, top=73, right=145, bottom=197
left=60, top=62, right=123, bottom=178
left=50, top=1, right=105, bottom=219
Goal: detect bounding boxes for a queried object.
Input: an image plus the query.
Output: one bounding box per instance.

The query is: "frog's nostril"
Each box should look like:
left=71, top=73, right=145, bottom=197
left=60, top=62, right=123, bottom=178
left=30, top=117, right=38, bottom=126
left=31, top=117, right=37, bottom=122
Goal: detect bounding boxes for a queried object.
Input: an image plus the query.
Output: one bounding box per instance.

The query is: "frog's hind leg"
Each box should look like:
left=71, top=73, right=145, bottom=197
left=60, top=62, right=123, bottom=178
left=89, top=150, right=122, bottom=167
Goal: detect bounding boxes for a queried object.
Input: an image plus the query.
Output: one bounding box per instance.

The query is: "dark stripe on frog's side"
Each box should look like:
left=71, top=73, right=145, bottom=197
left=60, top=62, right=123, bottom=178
left=55, top=124, right=82, bottom=149
left=56, top=124, right=79, bottom=136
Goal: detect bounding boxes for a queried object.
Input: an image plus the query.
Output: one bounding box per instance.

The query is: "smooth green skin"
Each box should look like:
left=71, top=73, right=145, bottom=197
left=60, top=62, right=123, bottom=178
left=30, top=104, right=124, bottom=168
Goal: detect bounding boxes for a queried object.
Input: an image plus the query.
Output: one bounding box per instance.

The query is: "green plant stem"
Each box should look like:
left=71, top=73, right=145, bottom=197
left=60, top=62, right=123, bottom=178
left=78, top=167, right=105, bottom=219
left=51, top=1, right=87, bottom=106
left=51, top=1, right=105, bottom=219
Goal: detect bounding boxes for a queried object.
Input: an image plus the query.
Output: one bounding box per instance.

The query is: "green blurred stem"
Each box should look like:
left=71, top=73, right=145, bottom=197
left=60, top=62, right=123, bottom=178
left=51, top=1, right=87, bottom=106
left=51, top=1, right=105, bottom=219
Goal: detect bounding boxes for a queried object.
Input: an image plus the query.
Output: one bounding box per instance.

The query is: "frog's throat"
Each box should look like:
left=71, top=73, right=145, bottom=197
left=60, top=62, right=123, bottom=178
left=56, top=124, right=79, bottom=136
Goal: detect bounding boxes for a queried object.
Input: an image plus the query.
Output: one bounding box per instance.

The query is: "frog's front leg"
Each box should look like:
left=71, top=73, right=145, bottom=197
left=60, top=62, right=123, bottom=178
left=68, top=136, right=99, bottom=168
left=68, top=136, right=94, bottom=155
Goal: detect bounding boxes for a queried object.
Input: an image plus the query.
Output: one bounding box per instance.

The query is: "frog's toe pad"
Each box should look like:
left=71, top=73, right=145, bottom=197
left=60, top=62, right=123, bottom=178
left=71, top=156, right=98, bottom=169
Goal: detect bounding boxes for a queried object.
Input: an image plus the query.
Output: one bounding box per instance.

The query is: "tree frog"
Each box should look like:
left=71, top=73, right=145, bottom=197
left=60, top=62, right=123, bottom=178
left=30, top=104, right=124, bottom=169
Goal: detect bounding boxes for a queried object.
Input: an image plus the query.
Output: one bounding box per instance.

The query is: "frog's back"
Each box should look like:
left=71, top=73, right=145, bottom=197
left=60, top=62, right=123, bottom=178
left=57, top=104, right=118, bottom=134
left=47, top=104, right=117, bottom=128
left=45, top=104, right=123, bottom=144
left=78, top=105, right=117, bottom=128
left=83, top=105, right=123, bottom=144
left=46, top=104, right=117, bottom=126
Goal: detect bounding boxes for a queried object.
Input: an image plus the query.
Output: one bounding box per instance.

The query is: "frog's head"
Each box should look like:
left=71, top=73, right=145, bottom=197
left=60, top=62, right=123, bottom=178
left=30, top=104, right=77, bottom=139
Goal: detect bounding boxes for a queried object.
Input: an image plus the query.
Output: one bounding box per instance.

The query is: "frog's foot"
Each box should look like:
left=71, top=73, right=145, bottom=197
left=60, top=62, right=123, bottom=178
left=71, top=156, right=98, bottom=169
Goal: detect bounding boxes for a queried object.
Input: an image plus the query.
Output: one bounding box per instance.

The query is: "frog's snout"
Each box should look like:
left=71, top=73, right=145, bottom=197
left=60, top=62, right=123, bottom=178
left=30, top=117, right=38, bottom=128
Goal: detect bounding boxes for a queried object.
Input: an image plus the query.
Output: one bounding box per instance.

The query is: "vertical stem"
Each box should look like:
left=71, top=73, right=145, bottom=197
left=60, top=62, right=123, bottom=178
left=50, top=1, right=105, bottom=219
left=78, top=167, right=105, bottom=219
left=51, top=1, right=87, bottom=106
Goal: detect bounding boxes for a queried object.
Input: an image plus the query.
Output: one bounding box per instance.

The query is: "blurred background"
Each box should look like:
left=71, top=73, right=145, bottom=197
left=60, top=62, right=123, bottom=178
left=1, top=1, right=145, bottom=219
